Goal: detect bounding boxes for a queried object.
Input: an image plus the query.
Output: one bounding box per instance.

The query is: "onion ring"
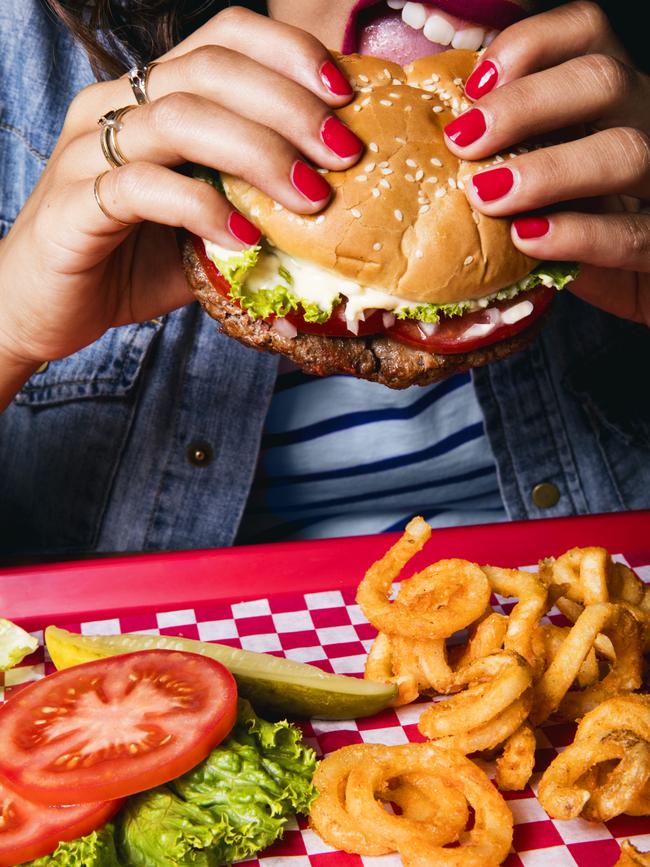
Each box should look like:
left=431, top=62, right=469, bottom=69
left=343, top=742, right=513, bottom=867
left=418, top=651, right=532, bottom=740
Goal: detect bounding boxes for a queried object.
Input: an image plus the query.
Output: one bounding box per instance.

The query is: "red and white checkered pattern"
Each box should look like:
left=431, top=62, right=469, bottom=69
left=2, top=559, right=649, bottom=867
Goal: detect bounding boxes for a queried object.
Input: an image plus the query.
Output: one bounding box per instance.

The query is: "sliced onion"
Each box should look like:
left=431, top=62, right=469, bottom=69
left=418, top=321, right=439, bottom=338
left=271, top=317, right=298, bottom=339
left=382, top=312, right=396, bottom=329
left=463, top=322, right=495, bottom=340
left=346, top=318, right=360, bottom=335
left=500, top=299, right=534, bottom=325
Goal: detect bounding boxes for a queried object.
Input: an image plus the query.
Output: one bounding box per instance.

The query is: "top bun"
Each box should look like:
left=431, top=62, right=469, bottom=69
left=222, top=50, right=538, bottom=305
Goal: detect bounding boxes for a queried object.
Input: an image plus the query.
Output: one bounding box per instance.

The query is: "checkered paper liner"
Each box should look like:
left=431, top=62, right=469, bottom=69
left=2, top=559, right=650, bottom=867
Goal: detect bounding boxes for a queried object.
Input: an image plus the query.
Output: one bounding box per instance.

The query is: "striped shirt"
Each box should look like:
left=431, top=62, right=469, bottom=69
left=236, top=364, right=506, bottom=543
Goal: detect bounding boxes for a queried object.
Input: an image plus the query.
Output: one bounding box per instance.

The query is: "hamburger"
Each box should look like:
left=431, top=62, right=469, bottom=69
left=182, top=49, right=576, bottom=389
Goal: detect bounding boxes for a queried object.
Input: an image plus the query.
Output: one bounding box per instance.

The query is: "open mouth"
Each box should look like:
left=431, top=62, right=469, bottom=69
left=344, top=0, right=525, bottom=66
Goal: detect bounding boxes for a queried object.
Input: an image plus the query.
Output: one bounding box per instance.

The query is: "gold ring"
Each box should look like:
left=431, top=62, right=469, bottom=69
left=93, top=171, right=129, bottom=226
left=127, top=62, right=158, bottom=105
left=98, top=105, right=136, bottom=169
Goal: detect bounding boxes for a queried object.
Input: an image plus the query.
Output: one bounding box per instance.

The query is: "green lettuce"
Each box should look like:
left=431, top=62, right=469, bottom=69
left=25, top=824, right=120, bottom=867
left=118, top=700, right=316, bottom=866
left=396, top=262, right=579, bottom=324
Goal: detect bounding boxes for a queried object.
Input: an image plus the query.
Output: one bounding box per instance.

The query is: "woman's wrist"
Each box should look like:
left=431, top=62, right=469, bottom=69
left=0, top=346, right=38, bottom=412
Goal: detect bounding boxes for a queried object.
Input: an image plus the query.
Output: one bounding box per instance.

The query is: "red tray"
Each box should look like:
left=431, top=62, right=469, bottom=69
left=2, top=510, right=650, bottom=867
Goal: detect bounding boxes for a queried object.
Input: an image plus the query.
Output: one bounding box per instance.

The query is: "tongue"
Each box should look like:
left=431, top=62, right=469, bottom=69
left=357, top=7, right=446, bottom=65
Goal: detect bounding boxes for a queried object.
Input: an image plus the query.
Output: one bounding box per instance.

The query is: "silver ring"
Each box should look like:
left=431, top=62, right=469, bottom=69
left=98, top=105, right=136, bottom=168
left=127, top=62, right=158, bottom=105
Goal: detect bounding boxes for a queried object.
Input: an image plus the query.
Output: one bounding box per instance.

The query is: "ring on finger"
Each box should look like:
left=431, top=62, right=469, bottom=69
left=127, top=61, right=158, bottom=105
left=93, top=170, right=130, bottom=226
left=98, top=105, right=136, bottom=168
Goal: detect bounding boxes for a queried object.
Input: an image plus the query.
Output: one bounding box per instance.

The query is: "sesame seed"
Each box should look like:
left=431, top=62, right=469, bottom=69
left=395, top=136, right=406, bottom=145
left=433, top=105, right=443, bottom=113
left=380, top=99, right=393, bottom=107
left=379, top=179, right=391, bottom=189
left=356, top=174, right=368, bottom=182
left=317, top=167, right=328, bottom=174
left=405, top=104, right=412, bottom=112
left=415, top=249, right=424, bottom=259
left=369, top=142, right=379, bottom=153
left=419, top=204, right=430, bottom=214
left=415, top=169, right=424, bottom=181
left=435, top=187, right=447, bottom=198
left=353, top=105, right=362, bottom=112
left=371, top=187, right=381, bottom=198
left=452, top=97, right=460, bottom=111
left=421, top=93, right=433, bottom=100
left=461, top=101, right=470, bottom=112
left=431, top=158, right=443, bottom=167
left=384, top=68, right=391, bottom=78
left=351, top=208, right=362, bottom=218
left=440, top=90, right=451, bottom=100
left=509, top=153, right=518, bottom=159
left=379, top=160, right=390, bottom=168
left=373, top=242, right=382, bottom=251
left=405, top=173, right=415, bottom=183
left=389, top=92, right=401, bottom=99
left=361, top=97, right=371, bottom=106
left=406, top=158, right=417, bottom=168
left=251, top=206, right=260, bottom=217
left=429, top=176, right=438, bottom=184
left=381, top=167, right=393, bottom=175
left=359, top=86, right=373, bottom=93
left=458, top=180, right=465, bottom=190
left=365, top=162, right=376, bottom=172
left=316, top=215, right=326, bottom=224
left=392, top=78, right=402, bottom=85
left=423, top=78, right=433, bottom=86
left=273, top=202, right=282, bottom=210
left=448, top=177, right=457, bottom=189
left=495, top=155, right=505, bottom=162
left=358, top=74, right=369, bottom=83
left=394, top=209, right=403, bottom=222
left=472, top=210, right=480, bottom=224
left=464, top=255, right=474, bottom=266
left=431, top=73, right=440, bottom=82
left=453, top=77, right=463, bottom=85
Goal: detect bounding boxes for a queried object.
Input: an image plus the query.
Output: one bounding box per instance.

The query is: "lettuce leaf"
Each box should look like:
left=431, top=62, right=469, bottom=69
left=25, top=824, right=120, bottom=867
left=396, top=262, right=579, bottom=324
left=117, top=701, right=316, bottom=866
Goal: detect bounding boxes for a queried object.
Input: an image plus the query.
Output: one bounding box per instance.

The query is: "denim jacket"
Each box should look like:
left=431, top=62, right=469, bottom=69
left=1, top=0, right=649, bottom=558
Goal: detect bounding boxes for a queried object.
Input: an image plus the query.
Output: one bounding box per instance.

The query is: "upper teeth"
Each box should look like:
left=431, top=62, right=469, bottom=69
left=391, top=1, right=499, bottom=50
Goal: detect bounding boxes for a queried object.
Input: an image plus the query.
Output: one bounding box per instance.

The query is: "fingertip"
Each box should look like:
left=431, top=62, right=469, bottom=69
left=465, top=58, right=500, bottom=101
left=319, top=60, right=355, bottom=102
left=513, top=216, right=551, bottom=241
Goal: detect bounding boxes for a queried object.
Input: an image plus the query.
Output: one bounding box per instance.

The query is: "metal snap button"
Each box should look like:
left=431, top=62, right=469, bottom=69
left=186, top=441, right=214, bottom=467
left=531, top=482, right=560, bottom=509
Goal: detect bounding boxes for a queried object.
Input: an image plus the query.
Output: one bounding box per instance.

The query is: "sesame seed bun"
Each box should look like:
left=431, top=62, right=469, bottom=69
left=222, top=49, right=538, bottom=305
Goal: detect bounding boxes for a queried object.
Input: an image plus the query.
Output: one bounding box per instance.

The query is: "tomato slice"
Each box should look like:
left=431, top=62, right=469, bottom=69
left=0, top=650, right=237, bottom=805
left=385, top=285, right=554, bottom=355
left=0, top=779, right=121, bottom=866
left=193, top=233, right=554, bottom=353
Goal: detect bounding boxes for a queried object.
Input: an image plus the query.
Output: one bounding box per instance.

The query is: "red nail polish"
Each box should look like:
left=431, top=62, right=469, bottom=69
left=472, top=166, right=514, bottom=202
left=465, top=60, right=499, bottom=100
left=291, top=160, right=331, bottom=203
left=228, top=211, right=261, bottom=246
left=514, top=216, right=550, bottom=239
left=320, top=61, right=353, bottom=97
left=321, top=116, right=363, bottom=159
left=444, top=108, right=487, bottom=148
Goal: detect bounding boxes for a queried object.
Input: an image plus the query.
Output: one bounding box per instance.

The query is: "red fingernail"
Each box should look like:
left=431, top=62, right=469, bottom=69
left=514, top=216, right=550, bottom=239
left=320, top=61, right=354, bottom=97
left=291, top=160, right=331, bottom=203
left=227, top=211, right=261, bottom=246
left=465, top=60, right=499, bottom=100
left=444, top=108, right=487, bottom=148
left=472, top=166, right=514, bottom=202
left=321, top=116, right=363, bottom=159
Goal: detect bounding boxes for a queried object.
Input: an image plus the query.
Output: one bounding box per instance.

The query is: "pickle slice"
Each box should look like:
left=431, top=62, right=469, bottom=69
left=45, top=626, right=395, bottom=720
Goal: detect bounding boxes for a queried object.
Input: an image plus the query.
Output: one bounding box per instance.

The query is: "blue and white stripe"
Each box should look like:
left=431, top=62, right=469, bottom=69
left=236, top=365, right=506, bottom=543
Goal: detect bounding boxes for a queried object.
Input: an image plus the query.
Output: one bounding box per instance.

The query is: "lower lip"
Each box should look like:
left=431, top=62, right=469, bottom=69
left=343, top=0, right=524, bottom=54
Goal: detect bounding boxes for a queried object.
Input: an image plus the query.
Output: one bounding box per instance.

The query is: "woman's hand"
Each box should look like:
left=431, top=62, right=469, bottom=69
left=0, top=6, right=362, bottom=405
left=444, top=0, right=650, bottom=326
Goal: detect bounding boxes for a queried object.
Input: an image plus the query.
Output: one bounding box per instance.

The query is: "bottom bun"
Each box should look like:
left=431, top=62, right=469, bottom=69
left=182, top=236, right=548, bottom=390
